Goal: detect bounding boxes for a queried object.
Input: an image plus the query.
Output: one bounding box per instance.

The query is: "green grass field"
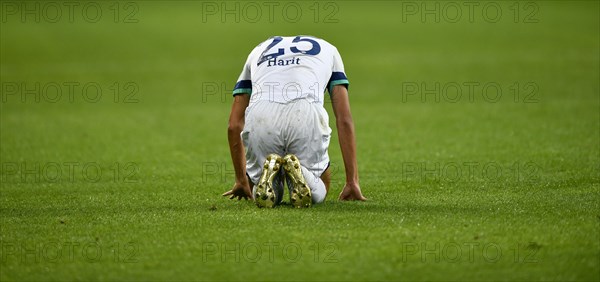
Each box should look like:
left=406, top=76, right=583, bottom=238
left=1, top=1, right=599, bottom=281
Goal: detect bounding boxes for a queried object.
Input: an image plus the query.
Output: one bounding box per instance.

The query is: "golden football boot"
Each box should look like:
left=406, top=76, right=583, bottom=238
left=283, top=154, right=312, bottom=208
left=254, top=154, right=283, bottom=208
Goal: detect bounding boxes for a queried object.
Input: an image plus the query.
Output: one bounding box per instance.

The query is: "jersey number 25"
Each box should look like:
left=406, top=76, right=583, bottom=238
left=257, top=36, right=321, bottom=66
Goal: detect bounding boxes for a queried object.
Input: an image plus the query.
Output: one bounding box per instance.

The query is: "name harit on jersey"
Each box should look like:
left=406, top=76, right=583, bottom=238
left=265, top=57, right=301, bottom=67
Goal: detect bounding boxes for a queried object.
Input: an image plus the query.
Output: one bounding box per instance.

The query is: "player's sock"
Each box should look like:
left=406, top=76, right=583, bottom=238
left=300, top=166, right=326, bottom=204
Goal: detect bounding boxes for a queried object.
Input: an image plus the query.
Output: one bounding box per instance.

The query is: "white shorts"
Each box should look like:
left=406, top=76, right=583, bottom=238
left=242, top=99, right=332, bottom=186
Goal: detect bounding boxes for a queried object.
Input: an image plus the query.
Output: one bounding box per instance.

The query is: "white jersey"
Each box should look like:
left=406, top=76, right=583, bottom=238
left=233, top=36, right=349, bottom=105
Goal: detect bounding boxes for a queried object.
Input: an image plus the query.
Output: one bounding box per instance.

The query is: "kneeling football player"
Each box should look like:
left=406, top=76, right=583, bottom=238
left=223, top=36, right=366, bottom=207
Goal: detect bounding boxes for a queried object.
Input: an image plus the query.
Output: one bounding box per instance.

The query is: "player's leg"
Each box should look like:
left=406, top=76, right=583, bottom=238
left=282, top=156, right=328, bottom=206
left=242, top=101, right=286, bottom=207
left=283, top=100, right=331, bottom=206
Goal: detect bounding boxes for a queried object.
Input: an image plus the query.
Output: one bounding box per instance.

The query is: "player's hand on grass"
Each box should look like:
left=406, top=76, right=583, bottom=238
left=222, top=182, right=253, bottom=200
left=339, top=183, right=367, bottom=201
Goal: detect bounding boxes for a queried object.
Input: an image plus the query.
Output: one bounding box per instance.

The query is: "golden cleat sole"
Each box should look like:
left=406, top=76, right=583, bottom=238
left=255, top=154, right=282, bottom=208
left=283, top=154, right=312, bottom=208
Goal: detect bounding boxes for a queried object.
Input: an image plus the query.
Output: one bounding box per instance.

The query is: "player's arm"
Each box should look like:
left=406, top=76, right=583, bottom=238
left=223, top=93, right=252, bottom=200
left=330, top=85, right=367, bottom=201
